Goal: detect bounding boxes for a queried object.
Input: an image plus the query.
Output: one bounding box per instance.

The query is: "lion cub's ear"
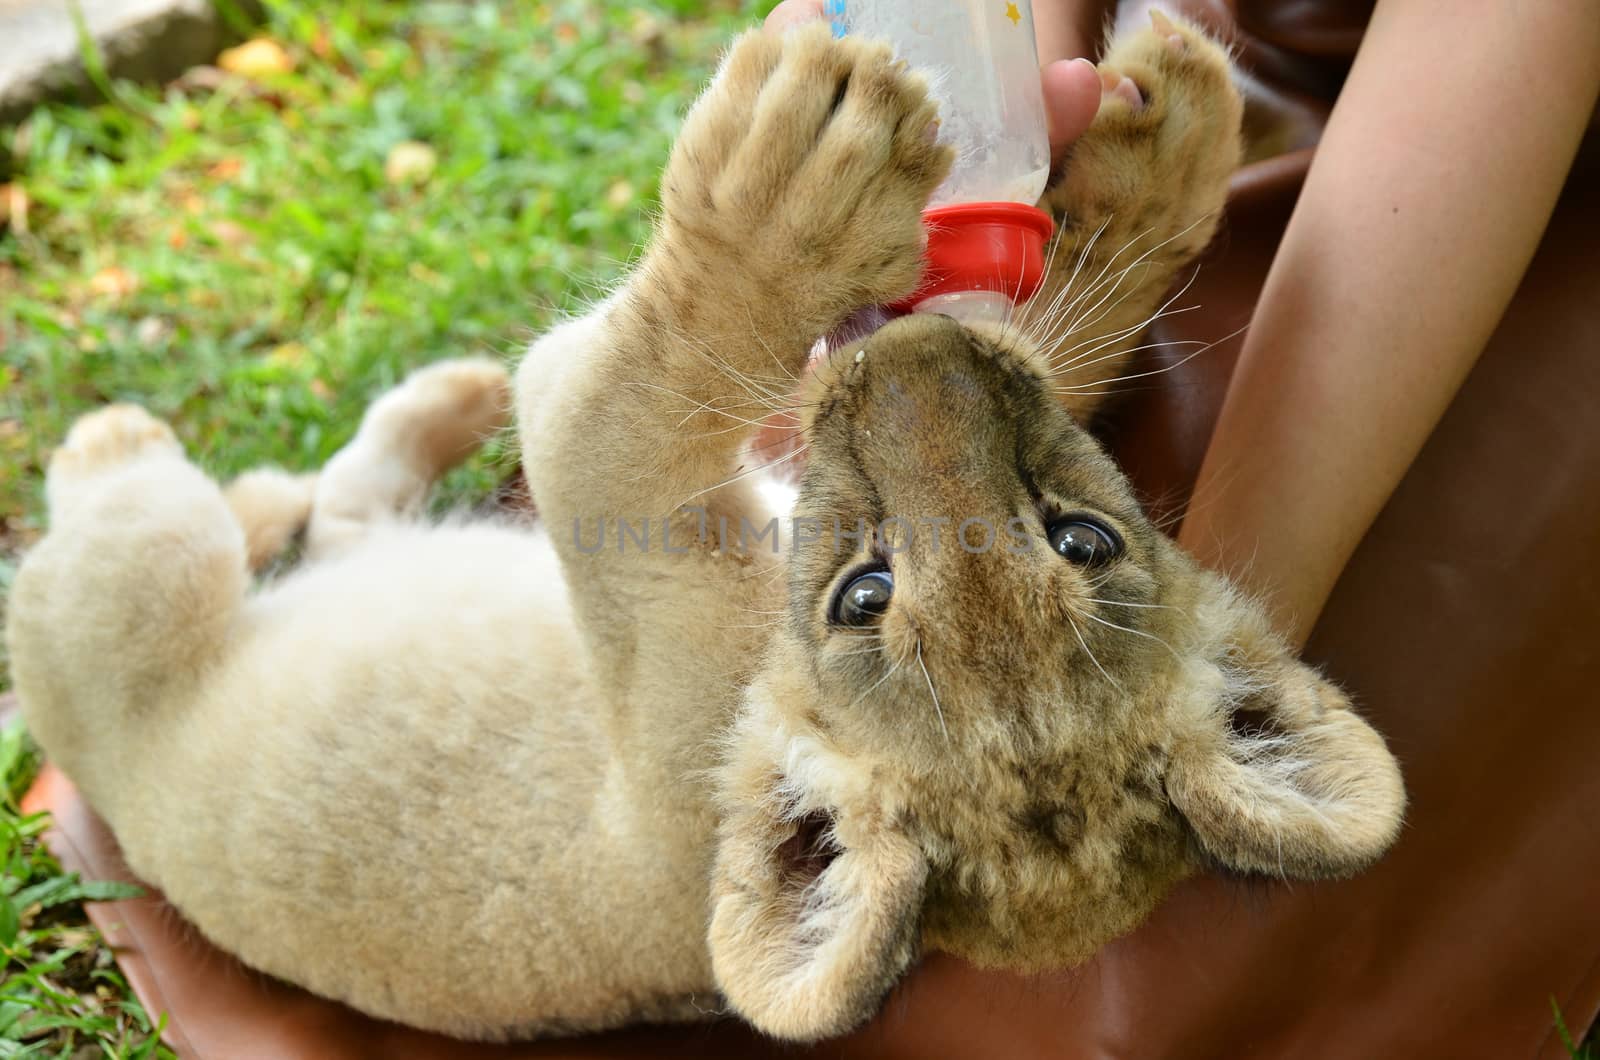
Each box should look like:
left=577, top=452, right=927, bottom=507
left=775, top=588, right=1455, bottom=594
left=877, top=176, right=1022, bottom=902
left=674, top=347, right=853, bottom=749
left=1165, top=588, right=1406, bottom=880
left=708, top=779, right=926, bottom=1042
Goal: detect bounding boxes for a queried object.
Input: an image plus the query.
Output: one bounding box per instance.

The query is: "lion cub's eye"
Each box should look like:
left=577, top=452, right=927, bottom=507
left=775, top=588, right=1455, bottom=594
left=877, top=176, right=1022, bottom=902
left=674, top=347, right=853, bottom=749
left=1046, top=516, right=1121, bottom=567
left=831, top=568, right=894, bottom=626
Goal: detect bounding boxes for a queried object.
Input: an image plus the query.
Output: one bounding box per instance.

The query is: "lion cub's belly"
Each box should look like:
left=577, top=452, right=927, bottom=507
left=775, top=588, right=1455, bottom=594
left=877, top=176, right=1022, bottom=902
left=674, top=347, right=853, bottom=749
left=110, top=522, right=717, bottom=1037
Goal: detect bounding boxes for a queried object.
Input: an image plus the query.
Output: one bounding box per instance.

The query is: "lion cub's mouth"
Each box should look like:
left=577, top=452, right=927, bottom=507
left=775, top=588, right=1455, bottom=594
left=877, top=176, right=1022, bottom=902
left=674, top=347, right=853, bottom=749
left=776, top=809, right=841, bottom=889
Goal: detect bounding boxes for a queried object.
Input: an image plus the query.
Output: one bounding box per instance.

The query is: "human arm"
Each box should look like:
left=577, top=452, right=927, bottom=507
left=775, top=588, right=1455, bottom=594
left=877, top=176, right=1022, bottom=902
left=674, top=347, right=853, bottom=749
left=1176, top=0, right=1600, bottom=646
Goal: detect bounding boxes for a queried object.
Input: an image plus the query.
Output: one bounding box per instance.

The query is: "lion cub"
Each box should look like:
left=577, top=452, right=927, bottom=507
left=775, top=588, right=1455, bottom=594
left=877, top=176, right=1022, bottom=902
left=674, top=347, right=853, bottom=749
left=7, top=14, right=1402, bottom=1044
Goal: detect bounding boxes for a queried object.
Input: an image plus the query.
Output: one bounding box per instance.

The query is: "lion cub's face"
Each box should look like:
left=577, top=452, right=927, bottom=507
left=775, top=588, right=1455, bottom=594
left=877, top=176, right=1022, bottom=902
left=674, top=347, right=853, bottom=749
left=709, top=314, right=1404, bottom=1042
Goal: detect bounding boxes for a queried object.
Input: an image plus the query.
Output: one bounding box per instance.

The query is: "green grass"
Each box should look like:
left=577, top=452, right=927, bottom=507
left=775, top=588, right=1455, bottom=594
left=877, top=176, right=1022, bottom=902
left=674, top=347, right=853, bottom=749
left=1, top=0, right=763, bottom=554
left=0, top=0, right=761, bottom=1051
left=1, top=721, right=167, bottom=1057
left=1559, top=1002, right=1598, bottom=1060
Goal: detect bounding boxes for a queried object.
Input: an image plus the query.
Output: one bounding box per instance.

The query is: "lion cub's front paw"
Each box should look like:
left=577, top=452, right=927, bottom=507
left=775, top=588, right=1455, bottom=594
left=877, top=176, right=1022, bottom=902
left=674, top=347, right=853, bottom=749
left=1046, top=10, right=1242, bottom=258
left=1092, top=10, right=1237, bottom=132
left=659, top=24, right=952, bottom=331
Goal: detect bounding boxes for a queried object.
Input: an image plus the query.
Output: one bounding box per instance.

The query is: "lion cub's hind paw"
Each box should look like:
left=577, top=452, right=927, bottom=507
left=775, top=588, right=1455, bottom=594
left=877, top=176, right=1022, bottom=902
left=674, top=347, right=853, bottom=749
left=45, top=405, right=185, bottom=519
left=50, top=405, right=180, bottom=482
left=365, top=357, right=513, bottom=480
left=307, top=356, right=513, bottom=559
left=379, top=357, right=508, bottom=470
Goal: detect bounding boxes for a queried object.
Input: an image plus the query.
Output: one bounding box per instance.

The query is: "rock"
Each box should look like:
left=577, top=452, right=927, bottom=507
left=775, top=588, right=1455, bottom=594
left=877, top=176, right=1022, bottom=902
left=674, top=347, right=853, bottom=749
left=0, top=0, right=264, bottom=125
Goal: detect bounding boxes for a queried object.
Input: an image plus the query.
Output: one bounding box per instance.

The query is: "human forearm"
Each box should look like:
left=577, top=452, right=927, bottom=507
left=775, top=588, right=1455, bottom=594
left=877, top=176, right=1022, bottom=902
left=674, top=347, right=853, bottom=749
left=1178, top=0, right=1600, bottom=645
left=1033, top=0, right=1114, bottom=66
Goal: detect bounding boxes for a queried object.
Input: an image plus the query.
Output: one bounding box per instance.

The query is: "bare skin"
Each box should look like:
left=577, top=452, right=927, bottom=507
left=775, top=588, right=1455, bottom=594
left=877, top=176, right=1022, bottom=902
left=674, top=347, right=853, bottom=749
left=1166, top=0, right=1600, bottom=644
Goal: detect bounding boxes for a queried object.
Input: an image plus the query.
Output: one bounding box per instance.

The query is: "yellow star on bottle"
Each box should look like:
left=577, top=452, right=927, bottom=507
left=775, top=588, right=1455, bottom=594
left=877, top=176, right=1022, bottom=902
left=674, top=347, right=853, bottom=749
left=1003, top=1, right=1021, bottom=25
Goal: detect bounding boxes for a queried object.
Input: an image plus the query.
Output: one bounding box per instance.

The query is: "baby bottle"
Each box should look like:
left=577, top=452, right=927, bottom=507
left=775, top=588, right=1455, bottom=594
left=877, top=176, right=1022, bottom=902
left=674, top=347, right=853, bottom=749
left=829, top=0, right=1055, bottom=322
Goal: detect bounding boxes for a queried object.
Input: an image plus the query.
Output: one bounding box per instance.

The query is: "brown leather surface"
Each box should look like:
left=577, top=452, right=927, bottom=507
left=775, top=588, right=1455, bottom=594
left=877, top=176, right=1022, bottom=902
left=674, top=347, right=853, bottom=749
left=18, top=0, right=1600, bottom=1055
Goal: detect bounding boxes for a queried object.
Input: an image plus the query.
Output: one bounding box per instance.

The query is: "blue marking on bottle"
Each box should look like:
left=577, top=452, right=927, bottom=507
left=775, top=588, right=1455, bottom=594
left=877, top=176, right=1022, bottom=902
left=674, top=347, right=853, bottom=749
left=826, top=0, right=847, bottom=37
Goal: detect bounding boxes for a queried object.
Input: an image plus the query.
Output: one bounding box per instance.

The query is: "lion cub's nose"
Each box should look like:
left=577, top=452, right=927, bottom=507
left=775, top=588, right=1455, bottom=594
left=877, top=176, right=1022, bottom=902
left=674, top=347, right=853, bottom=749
left=847, top=322, right=1020, bottom=532
left=853, top=316, right=998, bottom=437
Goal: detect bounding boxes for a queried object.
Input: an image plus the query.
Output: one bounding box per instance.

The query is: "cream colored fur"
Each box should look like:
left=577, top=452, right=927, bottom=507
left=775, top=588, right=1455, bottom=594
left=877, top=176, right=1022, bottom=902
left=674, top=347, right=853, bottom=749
left=6, top=14, right=1403, bottom=1044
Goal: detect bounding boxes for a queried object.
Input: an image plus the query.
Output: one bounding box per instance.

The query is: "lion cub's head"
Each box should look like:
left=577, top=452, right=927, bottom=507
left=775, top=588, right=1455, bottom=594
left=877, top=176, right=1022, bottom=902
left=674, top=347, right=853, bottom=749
left=709, top=313, right=1404, bottom=1041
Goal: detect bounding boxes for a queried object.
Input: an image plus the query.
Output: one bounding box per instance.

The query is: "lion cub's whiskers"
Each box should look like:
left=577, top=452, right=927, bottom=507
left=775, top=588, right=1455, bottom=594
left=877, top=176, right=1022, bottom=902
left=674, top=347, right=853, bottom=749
left=1016, top=216, right=1115, bottom=350
left=1030, top=220, right=1162, bottom=346
left=668, top=325, right=796, bottom=412
left=1062, top=607, right=1121, bottom=690
left=671, top=441, right=811, bottom=509
left=1015, top=211, right=1222, bottom=387
left=914, top=637, right=949, bottom=744
left=1053, top=334, right=1207, bottom=382
left=831, top=640, right=889, bottom=661
left=1047, top=266, right=1202, bottom=375
left=847, top=639, right=913, bottom=710
left=1043, top=219, right=1156, bottom=328
left=1053, top=322, right=1248, bottom=396
left=739, top=302, right=802, bottom=384
left=716, top=604, right=790, bottom=631
left=1007, top=215, right=1077, bottom=346
left=1057, top=212, right=1215, bottom=340
left=1070, top=604, right=1185, bottom=663
left=1082, top=597, right=1186, bottom=615
left=1008, top=223, right=1119, bottom=356
left=622, top=380, right=777, bottom=431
